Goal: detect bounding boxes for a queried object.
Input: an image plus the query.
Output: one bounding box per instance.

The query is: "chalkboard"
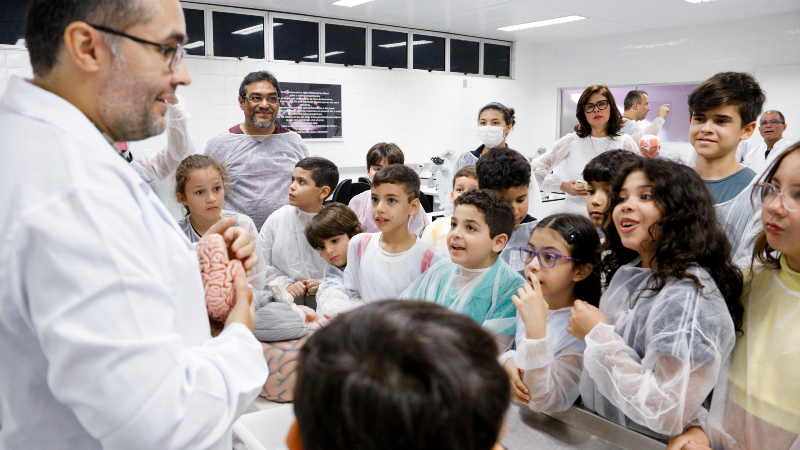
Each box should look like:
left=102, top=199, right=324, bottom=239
left=277, top=83, right=343, bottom=139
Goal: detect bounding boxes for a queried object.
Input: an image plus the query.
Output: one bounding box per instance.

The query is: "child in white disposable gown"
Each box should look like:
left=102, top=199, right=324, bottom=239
left=175, top=155, right=266, bottom=291
left=304, top=203, right=363, bottom=318
left=667, top=143, right=800, bottom=450
left=566, top=158, right=743, bottom=440
left=501, top=213, right=602, bottom=413
left=403, top=189, right=524, bottom=335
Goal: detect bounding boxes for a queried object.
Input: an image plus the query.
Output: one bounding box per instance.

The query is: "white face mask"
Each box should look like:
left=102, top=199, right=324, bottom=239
left=477, top=125, right=506, bottom=149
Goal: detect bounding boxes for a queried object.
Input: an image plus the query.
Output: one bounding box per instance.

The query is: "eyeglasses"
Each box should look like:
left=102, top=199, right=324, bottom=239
left=760, top=119, right=785, bottom=126
left=752, top=182, right=800, bottom=212
left=583, top=100, right=610, bottom=114
left=517, top=247, right=581, bottom=268
left=88, top=24, right=186, bottom=70
left=243, top=95, right=280, bottom=105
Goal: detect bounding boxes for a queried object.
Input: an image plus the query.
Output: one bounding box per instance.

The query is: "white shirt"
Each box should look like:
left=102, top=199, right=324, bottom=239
left=741, top=137, right=793, bottom=178
left=620, top=116, right=665, bottom=143
left=0, top=77, right=267, bottom=450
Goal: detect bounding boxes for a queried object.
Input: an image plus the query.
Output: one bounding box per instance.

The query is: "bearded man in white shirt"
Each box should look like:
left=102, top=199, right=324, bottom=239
left=0, top=1, right=268, bottom=449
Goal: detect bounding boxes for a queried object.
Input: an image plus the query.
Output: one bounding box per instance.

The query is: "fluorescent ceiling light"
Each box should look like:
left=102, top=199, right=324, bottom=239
left=685, top=0, right=714, bottom=3
left=498, top=15, right=585, bottom=32
left=303, top=51, right=345, bottom=59
left=232, top=24, right=264, bottom=35
left=184, top=41, right=204, bottom=49
left=378, top=40, right=432, bottom=48
left=333, top=0, right=374, bottom=6
left=272, top=23, right=283, bottom=27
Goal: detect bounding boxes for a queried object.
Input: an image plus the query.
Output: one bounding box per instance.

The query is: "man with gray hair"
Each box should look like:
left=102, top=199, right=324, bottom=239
left=621, top=89, right=670, bottom=143
left=737, top=110, right=791, bottom=175
left=0, top=0, right=267, bottom=448
left=204, top=71, right=309, bottom=230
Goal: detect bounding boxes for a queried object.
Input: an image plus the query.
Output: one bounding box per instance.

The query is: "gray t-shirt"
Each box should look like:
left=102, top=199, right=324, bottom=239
left=704, top=167, right=757, bottom=204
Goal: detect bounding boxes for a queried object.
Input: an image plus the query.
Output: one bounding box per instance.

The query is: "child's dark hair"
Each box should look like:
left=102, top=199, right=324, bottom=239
left=296, top=157, right=339, bottom=191
left=478, top=102, right=516, bottom=127
left=175, top=155, right=229, bottom=216
left=454, top=189, right=515, bottom=241
left=453, top=164, right=478, bottom=188
left=295, top=301, right=510, bottom=450
left=688, top=72, right=766, bottom=126
left=750, top=141, right=800, bottom=270
left=601, top=158, right=744, bottom=333
left=476, top=147, right=531, bottom=191
left=372, top=164, right=420, bottom=202
left=575, top=85, right=624, bottom=139
left=305, top=203, right=363, bottom=250
left=534, top=214, right=602, bottom=306
left=366, top=142, right=404, bottom=169
left=582, top=150, right=642, bottom=184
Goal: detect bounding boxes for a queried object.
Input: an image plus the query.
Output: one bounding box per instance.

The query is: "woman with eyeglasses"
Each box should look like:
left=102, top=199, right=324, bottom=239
left=532, top=85, right=638, bottom=215
left=667, top=142, right=800, bottom=450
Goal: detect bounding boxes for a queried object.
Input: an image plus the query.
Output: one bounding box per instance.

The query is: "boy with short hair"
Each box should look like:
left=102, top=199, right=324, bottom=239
left=288, top=301, right=510, bottom=450
left=688, top=72, right=766, bottom=262
left=344, top=165, right=444, bottom=305
left=259, top=157, right=339, bottom=307
left=477, top=147, right=537, bottom=271
left=582, top=150, right=642, bottom=231
left=349, top=142, right=430, bottom=236
left=421, top=165, right=479, bottom=253
left=404, top=189, right=525, bottom=336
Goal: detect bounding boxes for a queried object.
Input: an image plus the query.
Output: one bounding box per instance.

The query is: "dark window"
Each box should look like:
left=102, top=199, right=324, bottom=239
left=0, top=0, right=29, bottom=46
left=412, top=34, right=444, bottom=72
left=483, top=43, right=511, bottom=77
left=212, top=11, right=264, bottom=59
left=371, top=29, right=408, bottom=69
left=450, top=39, right=479, bottom=75
left=183, top=8, right=205, bottom=56
left=273, top=18, right=319, bottom=63
left=324, top=23, right=366, bottom=66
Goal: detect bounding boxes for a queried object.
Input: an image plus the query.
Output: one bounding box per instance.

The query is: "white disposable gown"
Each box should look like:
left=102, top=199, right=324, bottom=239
left=579, top=258, right=736, bottom=440
left=177, top=209, right=267, bottom=291
left=715, top=176, right=762, bottom=267
left=401, top=257, right=524, bottom=335
left=0, top=77, right=267, bottom=450
left=513, top=307, right=587, bottom=413
left=703, top=259, right=800, bottom=450
left=343, top=233, right=445, bottom=306
left=532, top=133, right=638, bottom=215
left=348, top=190, right=430, bottom=237
left=204, top=130, right=309, bottom=230
left=315, top=264, right=352, bottom=317
left=257, top=205, right=328, bottom=289
left=620, top=116, right=665, bottom=144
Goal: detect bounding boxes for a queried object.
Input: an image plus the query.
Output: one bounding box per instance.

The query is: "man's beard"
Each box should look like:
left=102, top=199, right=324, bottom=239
left=251, top=108, right=275, bottom=129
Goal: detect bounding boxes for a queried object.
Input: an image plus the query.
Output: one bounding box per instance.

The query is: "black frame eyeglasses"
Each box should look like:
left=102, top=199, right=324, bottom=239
left=759, top=119, right=785, bottom=126
left=88, top=24, right=186, bottom=70
left=242, top=95, right=281, bottom=105
left=517, top=247, right=581, bottom=268
left=583, top=100, right=610, bottom=114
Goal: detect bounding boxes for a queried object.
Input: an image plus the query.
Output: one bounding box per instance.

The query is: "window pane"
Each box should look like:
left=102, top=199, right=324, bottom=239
left=371, top=29, right=408, bottom=69
left=412, top=34, right=444, bottom=72
left=483, top=43, right=511, bottom=77
left=273, top=18, right=319, bottom=63
left=450, top=39, right=479, bottom=75
left=0, top=0, right=29, bottom=46
left=183, top=8, right=205, bottom=56
left=325, top=23, right=365, bottom=66
left=212, top=11, right=264, bottom=59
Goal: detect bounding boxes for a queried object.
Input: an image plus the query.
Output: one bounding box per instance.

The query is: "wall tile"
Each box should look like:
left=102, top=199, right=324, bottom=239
left=5, top=50, right=28, bottom=68
left=208, top=60, right=224, bottom=74
left=223, top=61, right=239, bottom=75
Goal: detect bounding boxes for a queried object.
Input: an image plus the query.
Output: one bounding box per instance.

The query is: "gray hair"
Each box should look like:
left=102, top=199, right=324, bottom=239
left=239, top=71, right=281, bottom=98
left=762, top=110, right=785, bottom=123
left=624, top=89, right=648, bottom=111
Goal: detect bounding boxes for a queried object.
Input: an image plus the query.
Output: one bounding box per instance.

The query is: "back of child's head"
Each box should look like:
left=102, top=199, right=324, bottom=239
left=175, top=154, right=229, bottom=215
left=582, top=150, right=642, bottom=184
left=372, top=164, right=420, bottom=202
left=454, top=189, right=514, bottom=241
left=602, top=158, right=744, bottom=331
left=534, top=213, right=602, bottom=306
left=476, top=147, right=531, bottom=191
left=294, top=300, right=510, bottom=450
left=688, top=72, right=766, bottom=126
left=305, top=203, right=363, bottom=249
left=296, top=157, right=339, bottom=191
left=366, top=142, right=404, bottom=168
left=453, top=164, right=478, bottom=187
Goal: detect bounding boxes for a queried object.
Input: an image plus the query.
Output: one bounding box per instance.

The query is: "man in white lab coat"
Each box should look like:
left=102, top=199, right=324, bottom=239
left=0, top=0, right=268, bottom=449
left=621, top=89, right=670, bottom=143
left=737, top=110, right=792, bottom=176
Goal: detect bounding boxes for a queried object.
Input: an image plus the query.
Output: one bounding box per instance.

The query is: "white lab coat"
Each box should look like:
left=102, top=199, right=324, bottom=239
left=741, top=137, right=793, bottom=178
left=621, top=116, right=666, bottom=143
left=0, top=77, right=267, bottom=450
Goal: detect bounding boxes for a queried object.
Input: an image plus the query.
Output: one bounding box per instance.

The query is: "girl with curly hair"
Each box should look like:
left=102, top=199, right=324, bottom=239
left=566, top=157, right=743, bottom=441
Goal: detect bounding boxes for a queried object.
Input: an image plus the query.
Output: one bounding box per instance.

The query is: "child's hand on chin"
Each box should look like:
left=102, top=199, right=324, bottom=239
left=566, top=300, right=607, bottom=341
left=511, top=276, right=549, bottom=340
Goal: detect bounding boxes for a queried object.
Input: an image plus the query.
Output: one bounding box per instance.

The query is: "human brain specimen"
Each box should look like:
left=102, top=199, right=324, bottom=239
left=197, top=233, right=245, bottom=322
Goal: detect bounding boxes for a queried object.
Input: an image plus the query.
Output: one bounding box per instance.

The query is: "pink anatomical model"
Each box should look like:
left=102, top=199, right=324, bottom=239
left=639, top=135, right=661, bottom=158
left=196, top=233, right=246, bottom=322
